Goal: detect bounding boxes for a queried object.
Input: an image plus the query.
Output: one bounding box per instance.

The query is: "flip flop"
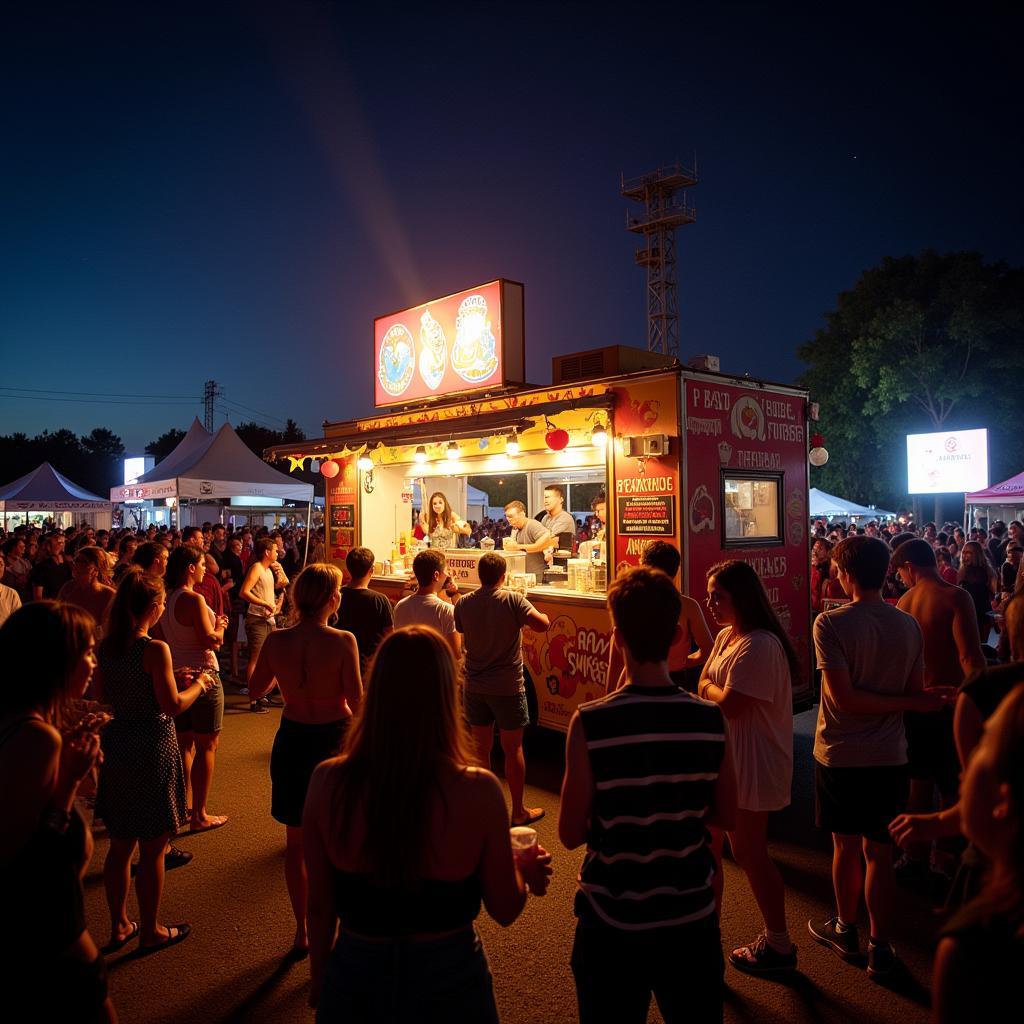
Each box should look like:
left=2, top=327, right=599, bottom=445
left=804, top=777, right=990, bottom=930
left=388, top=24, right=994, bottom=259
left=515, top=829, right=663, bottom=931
left=188, top=816, right=228, bottom=834
left=511, top=808, right=545, bottom=827
left=138, top=923, right=191, bottom=956
left=102, top=921, right=139, bottom=954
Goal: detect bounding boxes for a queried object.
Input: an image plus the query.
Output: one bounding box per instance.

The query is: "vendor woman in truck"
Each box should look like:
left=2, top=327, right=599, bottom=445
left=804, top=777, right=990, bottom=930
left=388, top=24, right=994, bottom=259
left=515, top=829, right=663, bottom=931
left=418, top=488, right=472, bottom=551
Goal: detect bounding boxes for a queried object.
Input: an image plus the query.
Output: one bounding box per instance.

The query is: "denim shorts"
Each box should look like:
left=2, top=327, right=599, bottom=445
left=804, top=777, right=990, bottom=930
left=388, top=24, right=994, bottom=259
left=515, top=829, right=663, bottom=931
left=316, top=927, right=498, bottom=1024
left=174, top=672, right=224, bottom=734
left=463, top=688, right=529, bottom=730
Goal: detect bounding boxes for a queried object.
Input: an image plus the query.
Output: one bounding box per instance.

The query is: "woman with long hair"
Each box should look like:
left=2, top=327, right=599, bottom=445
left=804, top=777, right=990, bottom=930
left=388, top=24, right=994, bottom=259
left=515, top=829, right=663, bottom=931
left=58, top=546, right=117, bottom=638
left=959, top=540, right=998, bottom=640
left=131, top=540, right=169, bottom=578
left=932, top=682, right=1024, bottom=1021
left=0, top=602, right=114, bottom=1021
left=418, top=488, right=471, bottom=551
left=303, top=627, right=552, bottom=1021
left=810, top=537, right=834, bottom=614
left=95, top=568, right=215, bottom=955
left=697, top=559, right=799, bottom=974
left=159, top=544, right=228, bottom=833
left=249, top=563, right=362, bottom=957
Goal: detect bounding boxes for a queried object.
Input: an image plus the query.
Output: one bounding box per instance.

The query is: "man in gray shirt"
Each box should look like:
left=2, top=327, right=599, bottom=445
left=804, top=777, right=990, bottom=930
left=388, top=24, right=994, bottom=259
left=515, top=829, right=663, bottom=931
left=503, top=500, right=550, bottom=578
left=454, top=552, right=550, bottom=825
left=809, top=535, right=945, bottom=980
left=541, top=484, right=577, bottom=551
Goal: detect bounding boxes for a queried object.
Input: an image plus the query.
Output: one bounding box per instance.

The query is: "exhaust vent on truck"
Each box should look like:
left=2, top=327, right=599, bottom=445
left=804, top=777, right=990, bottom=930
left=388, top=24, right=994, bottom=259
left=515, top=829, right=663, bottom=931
left=552, top=345, right=676, bottom=385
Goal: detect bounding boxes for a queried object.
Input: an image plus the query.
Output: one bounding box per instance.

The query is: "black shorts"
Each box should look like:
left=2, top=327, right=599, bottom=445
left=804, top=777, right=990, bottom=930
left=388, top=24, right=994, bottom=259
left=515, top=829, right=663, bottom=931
left=815, top=762, right=910, bottom=843
left=270, top=716, right=349, bottom=827
left=904, top=706, right=960, bottom=797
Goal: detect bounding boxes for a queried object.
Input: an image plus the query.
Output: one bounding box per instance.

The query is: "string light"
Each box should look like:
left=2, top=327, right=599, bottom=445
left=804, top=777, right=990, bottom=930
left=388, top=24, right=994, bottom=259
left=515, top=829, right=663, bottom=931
left=446, top=440, right=460, bottom=461
left=414, top=445, right=428, bottom=464
left=591, top=421, right=608, bottom=446
left=506, top=430, right=520, bottom=456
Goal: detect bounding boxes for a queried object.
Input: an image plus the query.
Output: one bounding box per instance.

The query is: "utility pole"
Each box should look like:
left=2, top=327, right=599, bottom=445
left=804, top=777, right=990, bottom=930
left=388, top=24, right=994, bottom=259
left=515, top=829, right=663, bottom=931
left=203, top=380, right=221, bottom=432
left=622, top=161, right=699, bottom=357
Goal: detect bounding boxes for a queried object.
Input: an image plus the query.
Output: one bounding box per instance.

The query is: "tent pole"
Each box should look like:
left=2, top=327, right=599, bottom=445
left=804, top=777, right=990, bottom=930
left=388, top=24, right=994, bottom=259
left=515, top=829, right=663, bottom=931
left=304, top=502, right=312, bottom=566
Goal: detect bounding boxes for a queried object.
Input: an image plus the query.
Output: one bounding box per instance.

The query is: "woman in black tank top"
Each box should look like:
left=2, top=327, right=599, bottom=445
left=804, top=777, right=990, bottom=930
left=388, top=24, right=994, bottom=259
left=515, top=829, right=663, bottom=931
left=0, top=601, right=114, bottom=1022
left=303, top=627, right=552, bottom=1022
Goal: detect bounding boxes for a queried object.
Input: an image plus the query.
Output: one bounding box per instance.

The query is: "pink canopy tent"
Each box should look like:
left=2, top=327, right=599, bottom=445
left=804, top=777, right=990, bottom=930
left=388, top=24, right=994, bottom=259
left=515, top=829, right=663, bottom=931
left=965, top=470, right=1024, bottom=527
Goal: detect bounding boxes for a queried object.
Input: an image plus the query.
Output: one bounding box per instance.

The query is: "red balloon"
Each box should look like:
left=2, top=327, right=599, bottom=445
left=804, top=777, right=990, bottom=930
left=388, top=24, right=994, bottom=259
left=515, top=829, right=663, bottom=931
left=545, top=428, right=570, bottom=451
left=320, top=460, right=340, bottom=478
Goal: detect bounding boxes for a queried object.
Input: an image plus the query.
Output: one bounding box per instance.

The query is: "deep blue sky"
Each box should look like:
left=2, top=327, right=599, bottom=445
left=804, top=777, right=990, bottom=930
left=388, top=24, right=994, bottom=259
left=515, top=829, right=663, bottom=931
left=2, top=2, right=1021, bottom=453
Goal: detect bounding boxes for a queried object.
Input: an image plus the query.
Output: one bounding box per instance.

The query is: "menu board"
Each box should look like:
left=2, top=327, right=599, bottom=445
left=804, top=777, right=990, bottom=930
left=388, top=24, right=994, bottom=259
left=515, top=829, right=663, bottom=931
left=616, top=494, right=675, bottom=536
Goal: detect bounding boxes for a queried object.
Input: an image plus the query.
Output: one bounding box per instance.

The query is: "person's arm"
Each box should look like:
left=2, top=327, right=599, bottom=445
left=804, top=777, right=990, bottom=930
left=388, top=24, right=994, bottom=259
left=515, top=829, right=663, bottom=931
left=186, top=591, right=224, bottom=650
left=303, top=762, right=340, bottom=1008
left=558, top=711, right=593, bottom=849
left=605, top=640, right=626, bottom=694
left=524, top=605, right=550, bottom=633
left=953, top=690, right=984, bottom=766
left=513, top=527, right=552, bottom=554
left=705, top=726, right=737, bottom=832
left=239, top=564, right=274, bottom=613
left=682, top=596, right=715, bottom=667
left=696, top=633, right=763, bottom=717
left=339, top=632, right=363, bottom=713
left=820, top=664, right=941, bottom=715
left=888, top=803, right=962, bottom=848
left=143, top=639, right=211, bottom=716
left=0, top=720, right=60, bottom=863
left=932, top=936, right=976, bottom=1024
left=697, top=678, right=760, bottom=718
left=952, top=590, right=986, bottom=676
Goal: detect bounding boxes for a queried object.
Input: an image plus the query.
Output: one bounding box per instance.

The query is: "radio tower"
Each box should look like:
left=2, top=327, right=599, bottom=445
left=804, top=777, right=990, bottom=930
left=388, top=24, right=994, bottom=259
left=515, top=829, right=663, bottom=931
left=621, top=160, right=698, bottom=356
left=203, top=380, right=221, bottom=432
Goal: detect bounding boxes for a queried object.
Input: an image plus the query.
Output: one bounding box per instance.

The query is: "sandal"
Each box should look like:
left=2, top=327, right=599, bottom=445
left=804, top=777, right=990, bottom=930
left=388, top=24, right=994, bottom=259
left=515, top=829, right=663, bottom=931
left=138, top=923, right=191, bottom=955
left=102, top=921, right=139, bottom=954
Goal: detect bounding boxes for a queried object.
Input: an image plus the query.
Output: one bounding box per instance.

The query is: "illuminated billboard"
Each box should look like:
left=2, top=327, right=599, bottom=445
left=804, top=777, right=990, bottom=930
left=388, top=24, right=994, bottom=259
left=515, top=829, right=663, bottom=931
left=373, top=279, right=524, bottom=407
left=906, top=428, right=988, bottom=494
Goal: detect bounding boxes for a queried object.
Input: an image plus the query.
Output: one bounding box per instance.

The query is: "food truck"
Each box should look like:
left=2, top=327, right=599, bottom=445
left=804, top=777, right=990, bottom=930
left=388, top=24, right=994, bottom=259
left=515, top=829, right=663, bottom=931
left=269, top=279, right=813, bottom=729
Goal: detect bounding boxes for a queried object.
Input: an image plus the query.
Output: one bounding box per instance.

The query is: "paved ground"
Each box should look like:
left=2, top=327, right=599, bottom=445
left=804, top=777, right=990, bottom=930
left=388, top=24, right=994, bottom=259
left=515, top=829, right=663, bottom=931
left=83, top=699, right=942, bottom=1023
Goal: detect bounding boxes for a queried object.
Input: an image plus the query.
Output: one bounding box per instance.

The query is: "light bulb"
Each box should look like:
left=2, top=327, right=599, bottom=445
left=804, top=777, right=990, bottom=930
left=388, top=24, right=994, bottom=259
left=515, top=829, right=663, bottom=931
left=446, top=441, right=459, bottom=461
left=357, top=452, right=373, bottom=472
left=591, top=422, right=608, bottom=446
left=506, top=431, right=520, bottom=456
left=414, top=445, right=427, bottom=464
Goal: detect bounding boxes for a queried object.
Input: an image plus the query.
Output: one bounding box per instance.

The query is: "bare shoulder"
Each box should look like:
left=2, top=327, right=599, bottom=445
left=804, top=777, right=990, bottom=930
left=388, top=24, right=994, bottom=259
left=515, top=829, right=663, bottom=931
left=143, top=637, right=171, bottom=664
left=0, top=715, right=59, bottom=757
left=452, top=765, right=506, bottom=808
left=680, top=593, right=703, bottom=616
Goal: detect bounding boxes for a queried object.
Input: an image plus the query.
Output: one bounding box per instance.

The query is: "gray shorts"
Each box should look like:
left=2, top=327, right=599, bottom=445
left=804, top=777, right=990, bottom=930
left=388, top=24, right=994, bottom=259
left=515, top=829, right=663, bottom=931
left=464, top=688, right=529, bottom=731
left=246, top=614, right=276, bottom=668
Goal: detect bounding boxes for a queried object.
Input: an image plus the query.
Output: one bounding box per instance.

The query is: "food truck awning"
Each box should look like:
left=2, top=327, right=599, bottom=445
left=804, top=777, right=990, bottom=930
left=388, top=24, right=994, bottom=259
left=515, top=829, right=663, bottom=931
left=265, top=392, right=615, bottom=461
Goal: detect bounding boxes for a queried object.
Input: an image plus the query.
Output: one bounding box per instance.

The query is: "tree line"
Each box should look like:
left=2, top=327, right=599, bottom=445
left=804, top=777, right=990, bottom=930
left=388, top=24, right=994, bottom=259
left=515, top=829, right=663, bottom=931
left=0, top=419, right=314, bottom=497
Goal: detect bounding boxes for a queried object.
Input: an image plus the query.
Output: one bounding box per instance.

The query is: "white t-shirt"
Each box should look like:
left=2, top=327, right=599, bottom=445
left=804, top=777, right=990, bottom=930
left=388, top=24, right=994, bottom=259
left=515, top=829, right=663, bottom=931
left=705, top=626, right=793, bottom=812
left=0, top=584, right=21, bottom=629
left=393, top=592, right=456, bottom=638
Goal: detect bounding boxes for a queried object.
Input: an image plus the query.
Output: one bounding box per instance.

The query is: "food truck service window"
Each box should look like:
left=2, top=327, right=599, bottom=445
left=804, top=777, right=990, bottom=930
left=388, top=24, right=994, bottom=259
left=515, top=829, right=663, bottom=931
left=721, top=472, right=783, bottom=547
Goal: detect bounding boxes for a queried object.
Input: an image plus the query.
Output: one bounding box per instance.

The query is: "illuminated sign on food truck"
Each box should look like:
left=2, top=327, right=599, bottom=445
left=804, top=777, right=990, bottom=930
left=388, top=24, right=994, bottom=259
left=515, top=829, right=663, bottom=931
left=373, top=279, right=525, bottom=408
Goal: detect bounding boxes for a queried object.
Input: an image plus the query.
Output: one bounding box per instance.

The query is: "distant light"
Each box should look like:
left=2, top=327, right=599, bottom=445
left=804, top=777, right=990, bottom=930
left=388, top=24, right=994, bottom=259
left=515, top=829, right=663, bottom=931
left=591, top=422, right=608, bottom=447
left=506, top=431, right=520, bottom=456
left=446, top=441, right=460, bottom=461
left=357, top=450, right=374, bottom=472
left=414, top=445, right=428, bottom=464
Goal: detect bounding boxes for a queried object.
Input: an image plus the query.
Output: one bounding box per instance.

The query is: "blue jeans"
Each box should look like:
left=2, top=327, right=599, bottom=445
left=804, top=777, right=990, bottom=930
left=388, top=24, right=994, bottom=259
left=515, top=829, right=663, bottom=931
left=316, top=927, right=499, bottom=1024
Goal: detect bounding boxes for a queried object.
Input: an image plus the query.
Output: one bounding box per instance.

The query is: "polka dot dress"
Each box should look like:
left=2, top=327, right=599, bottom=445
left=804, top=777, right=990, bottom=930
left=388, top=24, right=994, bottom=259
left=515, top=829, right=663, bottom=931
left=95, top=637, right=187, bottom=841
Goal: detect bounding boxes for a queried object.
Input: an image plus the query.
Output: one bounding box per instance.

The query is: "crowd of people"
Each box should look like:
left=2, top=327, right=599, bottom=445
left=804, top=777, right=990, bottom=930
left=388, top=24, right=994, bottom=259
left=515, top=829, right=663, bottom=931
left=0, top=511, right=1022, bottom=1023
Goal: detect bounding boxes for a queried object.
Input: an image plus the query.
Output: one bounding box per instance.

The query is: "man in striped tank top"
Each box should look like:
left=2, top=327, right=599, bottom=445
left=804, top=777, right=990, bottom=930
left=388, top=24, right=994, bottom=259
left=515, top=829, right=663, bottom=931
left=559, top=567, right=737, bottom=1023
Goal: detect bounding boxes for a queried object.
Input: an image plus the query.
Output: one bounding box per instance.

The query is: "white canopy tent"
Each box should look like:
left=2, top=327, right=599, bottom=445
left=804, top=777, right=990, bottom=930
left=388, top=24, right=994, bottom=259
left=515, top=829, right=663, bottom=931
left=110, top=422, right=314, bottom=537
left=1, top=462, right=113, bottom=530
left=810, top=488, right=895, bottom=520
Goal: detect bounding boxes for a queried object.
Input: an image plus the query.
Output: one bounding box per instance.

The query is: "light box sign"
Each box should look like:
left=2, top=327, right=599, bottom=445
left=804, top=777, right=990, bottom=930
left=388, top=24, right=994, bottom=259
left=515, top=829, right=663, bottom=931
left=907, top=428, right=989, bottom=494
left=373, top=279, right=524, bottom=408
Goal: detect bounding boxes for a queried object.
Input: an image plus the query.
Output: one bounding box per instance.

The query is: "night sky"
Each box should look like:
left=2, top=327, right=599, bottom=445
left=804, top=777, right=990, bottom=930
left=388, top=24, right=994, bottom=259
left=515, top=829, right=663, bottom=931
left=2, top=3, right=1021, bottom=454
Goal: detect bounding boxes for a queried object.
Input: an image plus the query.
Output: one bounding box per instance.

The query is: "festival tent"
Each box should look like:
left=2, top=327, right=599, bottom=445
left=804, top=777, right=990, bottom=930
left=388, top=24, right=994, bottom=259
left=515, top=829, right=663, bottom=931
left=965, top=471, right=1024, bottom=525
left=965, top=471, right=1024, bottom=505
left=1, top=462, right=113, bottom=530
left=111, top=421, right=313, bottom=504
left=809, top=488, right=895, bottom=520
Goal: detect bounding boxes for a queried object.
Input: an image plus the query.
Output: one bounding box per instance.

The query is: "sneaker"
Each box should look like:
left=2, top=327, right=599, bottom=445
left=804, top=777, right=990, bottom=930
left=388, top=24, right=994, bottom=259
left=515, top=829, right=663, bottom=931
left=165, top=846, right=194, bottom=870
left=237, top=685, right=249, bottom=695
left=262, top=693, right=284, bottom=707
left=728, top=933, right=797, bottom=974
left=867, top=940, right=899, bottom=980
left=250, top=701, right=271, bottom=714
left=807, top=917, right=859, bottom=960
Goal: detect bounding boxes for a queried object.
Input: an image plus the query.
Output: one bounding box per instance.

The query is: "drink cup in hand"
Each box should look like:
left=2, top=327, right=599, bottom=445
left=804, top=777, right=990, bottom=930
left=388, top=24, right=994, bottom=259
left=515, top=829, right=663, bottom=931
left=510, top=826, right=538, bottom=864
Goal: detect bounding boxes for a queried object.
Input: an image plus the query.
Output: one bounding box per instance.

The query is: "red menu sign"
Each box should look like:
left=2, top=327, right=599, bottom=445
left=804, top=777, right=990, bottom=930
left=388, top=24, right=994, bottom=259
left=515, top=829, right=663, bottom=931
left=373, top=280, right=524, bottom=407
